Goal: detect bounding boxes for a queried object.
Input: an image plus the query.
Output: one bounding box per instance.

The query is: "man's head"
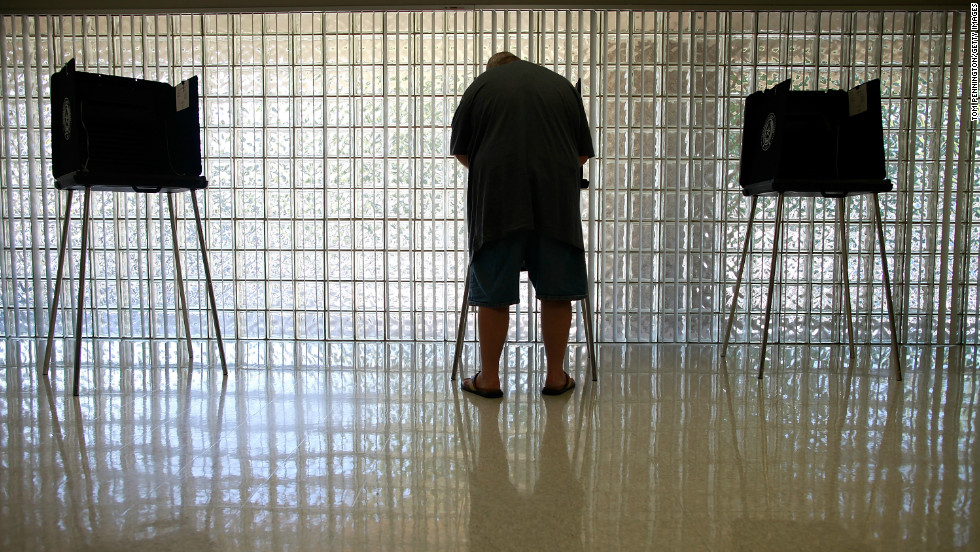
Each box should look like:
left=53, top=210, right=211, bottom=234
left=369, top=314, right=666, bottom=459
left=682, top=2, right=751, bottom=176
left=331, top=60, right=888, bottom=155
left=486, top=51, right=519, bottom=71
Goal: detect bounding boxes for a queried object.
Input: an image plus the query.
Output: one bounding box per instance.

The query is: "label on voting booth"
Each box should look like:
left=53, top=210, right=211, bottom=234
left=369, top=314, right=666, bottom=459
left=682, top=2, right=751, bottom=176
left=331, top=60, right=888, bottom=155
left=848, top=83, right=868, bottom=117
left=176, top=80, right=190, bottom=112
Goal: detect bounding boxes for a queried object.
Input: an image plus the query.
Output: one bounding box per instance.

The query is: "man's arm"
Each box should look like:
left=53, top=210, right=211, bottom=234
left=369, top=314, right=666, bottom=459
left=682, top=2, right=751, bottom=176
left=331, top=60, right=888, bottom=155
left=579, top=155, right=589, bottom=166
left=454, top=154, right=469, bottom=168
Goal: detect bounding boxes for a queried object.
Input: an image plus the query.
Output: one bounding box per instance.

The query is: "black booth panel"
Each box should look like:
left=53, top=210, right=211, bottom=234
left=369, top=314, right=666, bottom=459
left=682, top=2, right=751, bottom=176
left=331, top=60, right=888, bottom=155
left=75, top=80, right=173, bottom=175
left=837, top=80, right=887, bottom=180
left=778, top=90, right=843, bottom=180
left=172, top=76, right=203, bottom=178
left=50, top=60, right=81, bottom=181
left=737, top=78, right=890, bottom=196
left=50, top=59, right=206, bottom=192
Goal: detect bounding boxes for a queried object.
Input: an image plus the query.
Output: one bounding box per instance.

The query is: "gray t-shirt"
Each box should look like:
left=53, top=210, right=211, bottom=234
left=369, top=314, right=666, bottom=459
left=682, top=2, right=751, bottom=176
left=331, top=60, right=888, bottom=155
left=450, top=60, right=594, bottom=254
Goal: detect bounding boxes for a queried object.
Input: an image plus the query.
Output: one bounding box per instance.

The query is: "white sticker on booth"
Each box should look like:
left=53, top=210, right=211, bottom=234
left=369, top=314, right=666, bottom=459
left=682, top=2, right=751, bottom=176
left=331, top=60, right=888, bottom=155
left=176, top=80, right=190, bottom=112
left=848, top=84, right=868, bottom=117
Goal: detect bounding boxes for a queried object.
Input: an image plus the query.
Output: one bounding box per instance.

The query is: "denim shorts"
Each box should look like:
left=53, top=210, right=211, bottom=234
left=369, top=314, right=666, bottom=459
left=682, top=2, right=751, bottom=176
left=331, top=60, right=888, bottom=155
left=468, top=230, right=588, bottom=308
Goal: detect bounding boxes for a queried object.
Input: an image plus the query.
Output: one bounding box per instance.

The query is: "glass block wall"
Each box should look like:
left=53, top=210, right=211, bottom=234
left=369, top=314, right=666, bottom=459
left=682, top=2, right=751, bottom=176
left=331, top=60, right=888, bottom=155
left=0, top=10, right=974, bottom=366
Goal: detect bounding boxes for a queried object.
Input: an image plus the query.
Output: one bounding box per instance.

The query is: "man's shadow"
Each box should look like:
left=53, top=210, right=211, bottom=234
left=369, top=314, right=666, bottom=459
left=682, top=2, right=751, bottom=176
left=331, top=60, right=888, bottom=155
left=465, top=396, right=585, bottom=552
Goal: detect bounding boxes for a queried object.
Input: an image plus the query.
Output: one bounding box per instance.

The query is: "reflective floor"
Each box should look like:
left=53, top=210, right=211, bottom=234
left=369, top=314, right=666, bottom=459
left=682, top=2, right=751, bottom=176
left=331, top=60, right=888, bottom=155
left=1, top=342, right=978, bottom=551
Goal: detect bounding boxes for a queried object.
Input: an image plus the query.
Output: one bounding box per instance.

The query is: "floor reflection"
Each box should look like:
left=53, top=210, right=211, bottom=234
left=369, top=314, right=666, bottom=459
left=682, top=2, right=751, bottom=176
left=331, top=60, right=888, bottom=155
left=460, top=392, right=585, bottom=552
left=0, top=343, right=976, bottom=551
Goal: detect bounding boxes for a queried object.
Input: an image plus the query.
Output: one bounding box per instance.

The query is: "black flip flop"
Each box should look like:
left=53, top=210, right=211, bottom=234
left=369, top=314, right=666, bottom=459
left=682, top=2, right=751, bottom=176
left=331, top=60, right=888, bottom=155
left=542, top=371, right=576, bottom=396
left=461, top=372, right=504, bottom=399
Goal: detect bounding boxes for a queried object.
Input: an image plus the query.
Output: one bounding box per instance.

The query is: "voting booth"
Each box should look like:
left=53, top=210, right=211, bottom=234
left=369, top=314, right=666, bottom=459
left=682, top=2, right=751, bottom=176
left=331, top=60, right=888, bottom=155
left=722, top=78, right=902, bottom=381
left=738, top=78, right=892, bottom=196
left=44, top=59, right=226, bottom=395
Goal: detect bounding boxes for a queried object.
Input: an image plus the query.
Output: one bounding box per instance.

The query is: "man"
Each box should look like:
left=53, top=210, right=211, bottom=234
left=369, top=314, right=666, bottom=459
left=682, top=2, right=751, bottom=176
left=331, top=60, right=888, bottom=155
left=451, top=51, right=594, bottom=398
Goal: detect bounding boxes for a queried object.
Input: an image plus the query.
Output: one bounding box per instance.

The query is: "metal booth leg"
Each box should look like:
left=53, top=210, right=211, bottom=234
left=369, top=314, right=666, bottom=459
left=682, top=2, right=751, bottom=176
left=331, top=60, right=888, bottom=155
left=758, top=193, right=785, bottom=379
left=43, top=190, right=74, bottom=377
left=72, top=187, right=93, bottom=396
left=451, top=269, right=470, bottom=382
left=190, top=191, right=228, bottom=376
left=582, top=284, right=598, bottom=382
left=167, top=193, right=194, bottom=365
left=837, top=197, right=856, bottom=360
left=723, top=195, right=759, bottom=356
left=872, top=194, right=903, bottom=381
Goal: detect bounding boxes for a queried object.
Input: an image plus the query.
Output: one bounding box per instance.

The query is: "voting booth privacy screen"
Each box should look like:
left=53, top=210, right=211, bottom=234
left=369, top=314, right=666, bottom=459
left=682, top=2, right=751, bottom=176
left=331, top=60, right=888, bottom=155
left=50, top=58, right=207, bottom=193
left=738, top=78, right=892, bottom=197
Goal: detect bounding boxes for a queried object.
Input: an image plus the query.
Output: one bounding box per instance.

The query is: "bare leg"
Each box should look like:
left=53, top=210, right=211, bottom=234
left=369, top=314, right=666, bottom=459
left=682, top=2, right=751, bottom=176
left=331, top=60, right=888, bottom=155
left=541, top=299, right=572, bottom=388
left=476, top=305, right=509, bottom=391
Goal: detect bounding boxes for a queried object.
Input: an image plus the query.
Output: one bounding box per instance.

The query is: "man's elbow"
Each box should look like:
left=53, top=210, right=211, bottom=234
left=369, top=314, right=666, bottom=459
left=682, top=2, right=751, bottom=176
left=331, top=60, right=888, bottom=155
left=454, top=154, right=469, bottom=168
left=579, top=156, right=590, bottom=166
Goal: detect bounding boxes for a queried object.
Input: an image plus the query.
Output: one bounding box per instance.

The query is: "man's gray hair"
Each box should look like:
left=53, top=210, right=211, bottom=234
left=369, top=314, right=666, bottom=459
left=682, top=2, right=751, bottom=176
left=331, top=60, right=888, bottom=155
left=486, top=51, right=519, bottom=71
